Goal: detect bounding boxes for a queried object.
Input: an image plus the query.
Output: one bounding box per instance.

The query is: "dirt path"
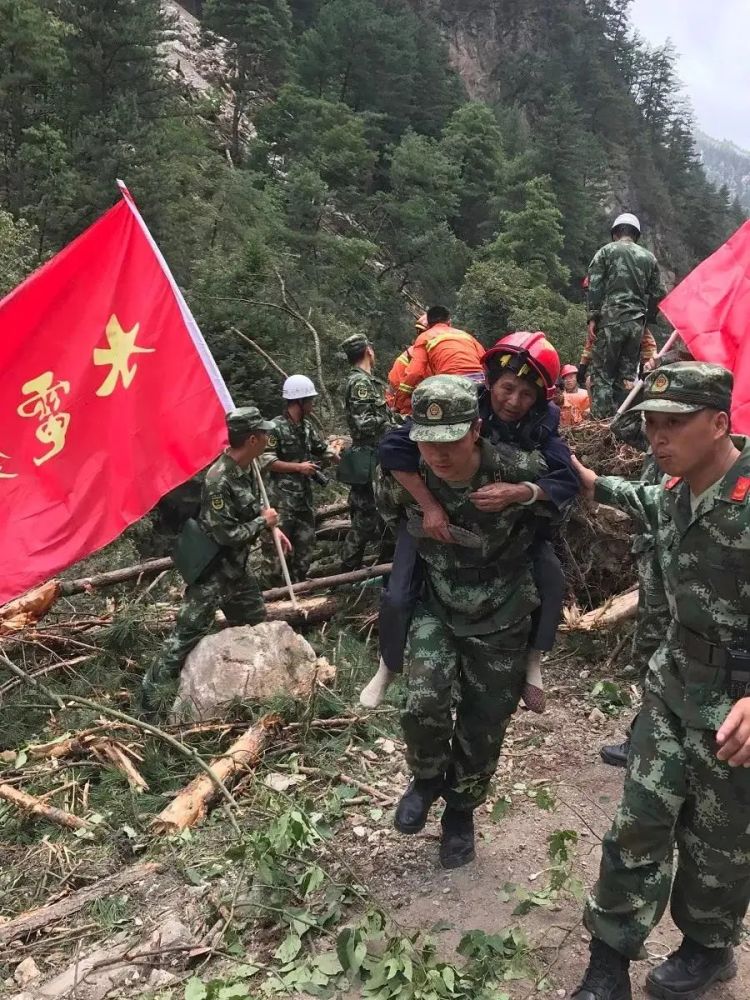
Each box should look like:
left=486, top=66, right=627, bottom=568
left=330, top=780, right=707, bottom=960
left=344, top=696, right=750, bottom=998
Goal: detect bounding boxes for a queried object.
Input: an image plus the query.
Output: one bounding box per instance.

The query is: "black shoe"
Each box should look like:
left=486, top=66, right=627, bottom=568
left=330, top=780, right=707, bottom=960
left=394, top=776, right=443, bottom=834
left=571, top=938, right=632, bottom=1000
left=600, top=738, right=631, bottom=768
left=439, top=808, right=475, bottom=869
left=645, top=938, right=737, bottom=1000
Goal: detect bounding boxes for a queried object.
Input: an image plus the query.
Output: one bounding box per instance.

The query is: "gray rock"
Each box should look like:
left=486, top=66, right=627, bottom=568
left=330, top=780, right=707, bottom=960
left=172, top=621, right=335, bottom=721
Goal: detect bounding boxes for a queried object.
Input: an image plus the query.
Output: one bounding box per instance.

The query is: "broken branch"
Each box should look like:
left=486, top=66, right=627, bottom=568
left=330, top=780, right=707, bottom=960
left=0, top=783, right=91, bottom=831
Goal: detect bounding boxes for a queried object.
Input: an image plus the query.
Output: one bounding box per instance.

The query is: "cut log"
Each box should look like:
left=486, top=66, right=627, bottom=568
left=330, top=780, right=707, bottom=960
left=0, top=783, right=91, bottom=831
left=316, top=518, right=351, bottom=540
left=317, top=499, right=349, bottom=520
left=264, top=595, right=339, bottom=625
left=150, top=714, right=282, bottom=834
left=561, top=586, right=639, bottom=632
left=262, top=562, right=391, bottom=603
left=0, top=582, right=62, bottom=635
left=0, top=862, right=162, bottom=947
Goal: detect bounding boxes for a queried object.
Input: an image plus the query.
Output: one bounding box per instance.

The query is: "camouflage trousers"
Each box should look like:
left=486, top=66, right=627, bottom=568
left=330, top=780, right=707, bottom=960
left=402, top=605, right=529, bottom=810
left=341, top=483, right=386, bottom=572
left=631, top=545, right=668, bottom=684
left=274, top=500, right=316, bottom=583
left=143, top=559, right=266, bottom=699
left=590, top=319, right=644, bottom=418
left=584, top=688, right=750, bottom=958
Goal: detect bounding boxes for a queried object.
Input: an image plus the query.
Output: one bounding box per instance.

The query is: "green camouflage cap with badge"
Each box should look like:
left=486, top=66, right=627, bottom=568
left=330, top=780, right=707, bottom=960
left=409, top=375, right=479, bottom=443
left=340, top=333, right=371, bottom=361
left=630, top=361, right=733, bottom=415
left=226, top=406, right=274, bottom=437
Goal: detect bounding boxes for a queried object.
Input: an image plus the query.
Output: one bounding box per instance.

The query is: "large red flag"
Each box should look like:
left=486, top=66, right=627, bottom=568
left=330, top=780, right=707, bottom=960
left=660, top=220, right=750, bottom=432
left=0, top=184, right=233, bottom=605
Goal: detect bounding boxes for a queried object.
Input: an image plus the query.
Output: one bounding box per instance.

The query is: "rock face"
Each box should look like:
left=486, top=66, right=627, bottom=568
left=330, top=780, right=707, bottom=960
left=172, top=621, right=335, bottom=721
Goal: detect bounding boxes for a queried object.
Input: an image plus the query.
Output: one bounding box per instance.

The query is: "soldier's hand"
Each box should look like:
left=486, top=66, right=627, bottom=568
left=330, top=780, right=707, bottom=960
left=571, top=455, right=597, bottom=499
left=276, top=529, right=293, bottom=554
left=716, top=698, right=750, bottom=766
left=262, top=507, right=279, bottom=529
left=588, top=320, right=597, bottom=339
left=422, top=502, right=453, bottom=543
left=470, top=483, right=530, bottom=512
left=297, top=461, right=318, bottom=477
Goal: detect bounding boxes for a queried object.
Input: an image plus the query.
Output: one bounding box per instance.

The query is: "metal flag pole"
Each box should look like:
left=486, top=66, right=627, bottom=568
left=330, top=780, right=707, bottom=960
left=252, top=459, right=301, bottom=612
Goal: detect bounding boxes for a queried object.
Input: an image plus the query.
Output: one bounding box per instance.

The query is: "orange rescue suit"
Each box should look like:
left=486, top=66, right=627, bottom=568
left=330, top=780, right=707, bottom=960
left=387, top=348, right=413, bottom=414
left=394, top=324, right=485, bottom=414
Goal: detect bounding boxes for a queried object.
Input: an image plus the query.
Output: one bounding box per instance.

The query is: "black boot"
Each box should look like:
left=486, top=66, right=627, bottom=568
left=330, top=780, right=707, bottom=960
left=571, top=938, right=632, bottom=1000
left=645, top=938, right=737, bottom=1000
left=394, top=776, right=443, bottom=834
left=439, top=808, right=475, bottom=869
left=600, top=737, right=631, bottom=768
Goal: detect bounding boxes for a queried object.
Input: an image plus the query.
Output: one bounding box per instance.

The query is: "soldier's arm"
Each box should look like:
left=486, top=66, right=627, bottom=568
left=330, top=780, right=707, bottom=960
left=593, top=476, right=661, bottom=534
left=586, top=248, right=607, bottom=322
left=203, top=486, right=267, bottom=548
left=646, top=260, right=667, bottom=322
left=308, top=423, right=337, bottom=465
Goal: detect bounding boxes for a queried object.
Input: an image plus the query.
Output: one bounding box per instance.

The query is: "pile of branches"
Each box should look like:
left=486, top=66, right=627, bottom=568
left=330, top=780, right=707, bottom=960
left=560, top=419, right=645, bottom=610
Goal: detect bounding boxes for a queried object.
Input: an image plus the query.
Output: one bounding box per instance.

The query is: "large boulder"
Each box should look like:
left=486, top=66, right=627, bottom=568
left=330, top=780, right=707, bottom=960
left=172, top=621, right=335, bottom=721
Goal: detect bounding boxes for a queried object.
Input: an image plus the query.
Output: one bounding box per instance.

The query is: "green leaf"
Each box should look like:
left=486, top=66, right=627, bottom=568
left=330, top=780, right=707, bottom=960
left=533, top=787, right=556, bottom=811
left=315, top=951, right=343, bottom=976
left=217, top=986, right=251, bottom=999
left=299, top=865, right=326, bottom=897
left=14, top=749, right=28, bottom=768
left=429, top=919, right=454, bottom=933
left=184, top=978, right=208, bottom=1000
left=274, top=932, right=302, bottom=964
left=183, top=867, right=204, bottom=886
left=442, top=966, right=455, bottom=991
left=548, top=828, right=578, bottom=862
left=232, top=964, right=261, bottom=979
left=490, top=796, right=512, bottom=822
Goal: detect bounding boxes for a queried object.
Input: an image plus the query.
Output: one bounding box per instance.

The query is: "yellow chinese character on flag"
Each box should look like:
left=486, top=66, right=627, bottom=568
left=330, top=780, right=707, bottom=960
left=0, top=450, right=18, bottom=479
left=17, top=371, right=72, bottom=466
left=93, top=314, right=155, bottom=396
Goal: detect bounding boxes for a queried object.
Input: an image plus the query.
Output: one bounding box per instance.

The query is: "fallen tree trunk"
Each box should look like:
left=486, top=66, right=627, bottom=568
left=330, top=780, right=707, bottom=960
left=316, top=518, right=350, bottom=540
left=265, top=595, right=339, bottom=625
left=262, top=562, right=391, bottom=603
left=0, top=862, right=163, bottom=947
left=59, top=558, right=173, bottom=596
left=317, top=499, right=349, bottom=520
left=562, top=586, right=639, bottom=632
left=0, top=783, right=91, bottom=831
left=150, top=714, right=283, bottom=834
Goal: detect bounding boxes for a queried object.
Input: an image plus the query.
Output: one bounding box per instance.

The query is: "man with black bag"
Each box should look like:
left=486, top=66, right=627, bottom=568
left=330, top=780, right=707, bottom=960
left=142, top=406, right=290, bottom=708
left=338, top=333, right=396, bottom=572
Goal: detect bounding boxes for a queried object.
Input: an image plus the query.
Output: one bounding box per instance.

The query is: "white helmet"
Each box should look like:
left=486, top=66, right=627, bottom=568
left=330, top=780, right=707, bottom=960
left=282, top=374, right=318, bottom=400
left=612, top=212, right=641, bottom=234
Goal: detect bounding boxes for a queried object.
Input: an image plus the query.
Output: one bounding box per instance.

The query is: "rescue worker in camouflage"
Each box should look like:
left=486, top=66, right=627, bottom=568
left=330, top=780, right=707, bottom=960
left=143, top=407, right=288, bottom=708
left=338, top=333, right=395, bottom=572
left=600, top=348, right=694, bottom=768
left=259, top=375, right=336, bottom=582
left=587, top=213, right=665, bottom=418
left=571, top=362, right=750, bottom=1000
left=377, top=375, right=550, bottom=870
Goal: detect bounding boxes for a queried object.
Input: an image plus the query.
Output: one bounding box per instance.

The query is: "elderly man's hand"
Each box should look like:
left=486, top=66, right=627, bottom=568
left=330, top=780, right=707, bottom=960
left=469, top=483, right=532, bottom=512
left=571, top=455, right=597, bottom=499
left=716, top=698, right=750, bottom=767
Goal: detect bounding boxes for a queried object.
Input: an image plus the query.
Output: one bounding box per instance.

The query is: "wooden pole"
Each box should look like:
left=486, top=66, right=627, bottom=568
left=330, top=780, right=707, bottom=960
left=252, top=459, right=300, bottom=611
left=615, top=329, right=682, bottom=416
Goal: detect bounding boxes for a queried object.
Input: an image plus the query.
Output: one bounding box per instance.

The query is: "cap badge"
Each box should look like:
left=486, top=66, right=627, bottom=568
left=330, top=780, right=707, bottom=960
left=426, top=402, right=443, bottom=421
left=652, top=373, right=669, bottom=393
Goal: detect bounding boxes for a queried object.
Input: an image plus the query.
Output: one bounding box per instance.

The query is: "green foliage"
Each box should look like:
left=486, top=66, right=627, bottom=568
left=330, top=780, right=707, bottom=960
left=491, top=175, right=569, bottom=287
left=591, top=679, right=632, bottom=714
left=0, top=209, right=38, bottom=295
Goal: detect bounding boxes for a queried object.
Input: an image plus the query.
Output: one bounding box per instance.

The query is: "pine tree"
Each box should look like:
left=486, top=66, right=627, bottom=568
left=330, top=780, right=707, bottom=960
left=490, top=176, right=569, bottom=288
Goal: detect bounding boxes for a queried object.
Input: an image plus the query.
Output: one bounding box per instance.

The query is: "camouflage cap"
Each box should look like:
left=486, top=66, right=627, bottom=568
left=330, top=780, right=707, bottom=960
left=226, top=406, right=274, bottom=436
left=340, top=333, right=371, bottom=361
left=630, top=361, right=733, bottom=415
left=409, top=375, right=479, bottom=443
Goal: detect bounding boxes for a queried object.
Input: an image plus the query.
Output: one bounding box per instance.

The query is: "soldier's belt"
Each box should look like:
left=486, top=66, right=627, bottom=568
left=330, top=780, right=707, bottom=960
left=448, top=563, right=502, bottom=584
left=677, top=624, right=750, bottom=699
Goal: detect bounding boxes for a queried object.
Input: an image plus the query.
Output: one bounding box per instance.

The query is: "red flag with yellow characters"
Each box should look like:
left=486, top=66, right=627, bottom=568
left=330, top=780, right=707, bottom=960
left=0, top=184, right=233, bottom=605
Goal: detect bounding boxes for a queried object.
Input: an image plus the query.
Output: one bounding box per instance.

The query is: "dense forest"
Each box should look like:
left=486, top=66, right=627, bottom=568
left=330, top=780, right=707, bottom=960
left=0, top=0, right=745, bottom=418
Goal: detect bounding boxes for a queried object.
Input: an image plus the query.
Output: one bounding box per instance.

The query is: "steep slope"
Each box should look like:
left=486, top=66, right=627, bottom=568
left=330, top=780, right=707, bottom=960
left=696, top=131, right=750, bottom=212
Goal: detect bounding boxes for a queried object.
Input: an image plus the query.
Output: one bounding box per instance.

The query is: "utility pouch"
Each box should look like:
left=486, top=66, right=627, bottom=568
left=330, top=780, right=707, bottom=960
left=727, top=648, right=750, bottom=700
left=337, top=445, right=375, bottom=486
left=172, top=518, right=222, bottom=585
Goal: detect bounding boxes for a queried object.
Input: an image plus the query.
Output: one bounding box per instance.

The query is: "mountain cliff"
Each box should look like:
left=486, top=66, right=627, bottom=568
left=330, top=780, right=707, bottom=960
left=696, top=131, right=750, bottom=212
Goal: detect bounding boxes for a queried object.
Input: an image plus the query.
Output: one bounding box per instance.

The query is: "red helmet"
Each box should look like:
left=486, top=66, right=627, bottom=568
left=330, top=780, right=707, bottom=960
left=561, top=364, right=579, bottom=378
left=482, top=332, right=561, bottom=401
left=415, top=312, right=428, bottom=332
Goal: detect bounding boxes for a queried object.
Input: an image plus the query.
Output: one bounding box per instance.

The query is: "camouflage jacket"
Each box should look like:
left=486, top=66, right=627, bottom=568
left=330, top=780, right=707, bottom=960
left=259, top=413, right=332, bottom=509
left=344, top=367, right=394, bottom=447
left=594, top=437, right=750, bottom=728
left=377, top=438, right=549, bottom=635
left=199, top=453, right=266, bottom=563
left=587, top=238, right=665, bottom=325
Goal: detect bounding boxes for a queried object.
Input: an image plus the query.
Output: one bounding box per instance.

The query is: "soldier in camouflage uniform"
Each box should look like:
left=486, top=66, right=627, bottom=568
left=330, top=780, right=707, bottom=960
left=143, top=407, right=284, bottom=708
left=259, top=375, right=336, bottom=582
left=572, top=363, right=750, bottom=1000
left=338, top=333, right=395, bottom=572
left=587, top=213, right=665, bottom=418
left=377, top=376, right=550, bottom=870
